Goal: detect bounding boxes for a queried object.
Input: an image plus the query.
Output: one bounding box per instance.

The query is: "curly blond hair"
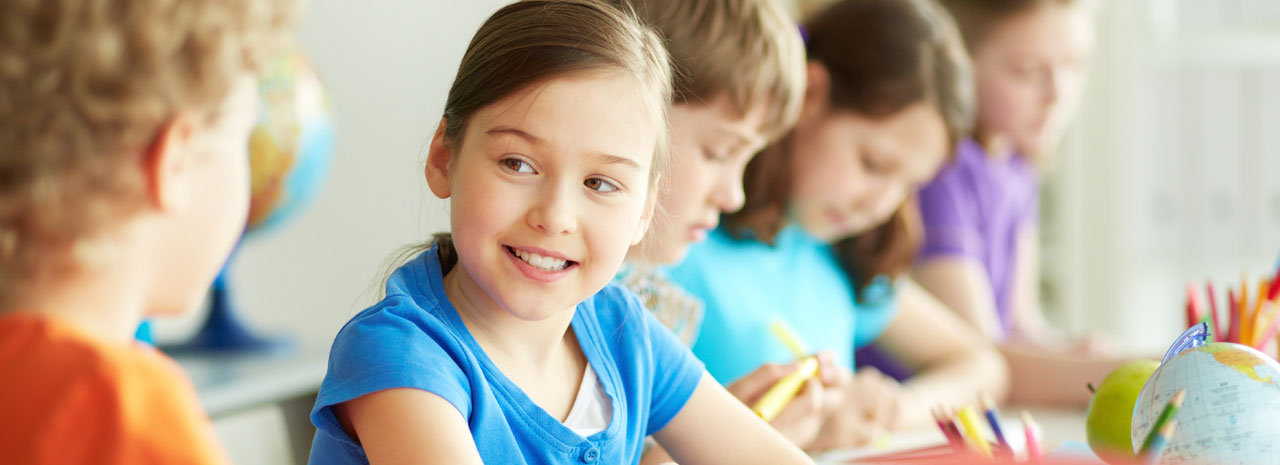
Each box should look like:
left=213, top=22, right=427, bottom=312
left=0, top=0, right=299, bottom=304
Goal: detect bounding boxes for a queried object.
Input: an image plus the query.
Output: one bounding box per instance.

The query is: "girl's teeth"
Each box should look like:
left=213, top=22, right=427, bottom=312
left=513, top=249, right=567, bottom=271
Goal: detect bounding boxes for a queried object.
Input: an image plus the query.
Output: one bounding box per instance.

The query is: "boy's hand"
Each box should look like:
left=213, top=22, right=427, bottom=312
left=809, top=366, right=904, bottom=451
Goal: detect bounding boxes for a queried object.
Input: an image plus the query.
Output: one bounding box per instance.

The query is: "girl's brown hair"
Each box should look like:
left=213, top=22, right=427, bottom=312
left=413, top=0, right=674, bottom=275
left=723, top=0, right=972, bottom=296
left=938, top=0, right=1093, bottom=56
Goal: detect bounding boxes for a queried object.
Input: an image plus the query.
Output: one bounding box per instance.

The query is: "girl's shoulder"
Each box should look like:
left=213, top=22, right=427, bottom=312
left=583, top=281, right=649, bottom=325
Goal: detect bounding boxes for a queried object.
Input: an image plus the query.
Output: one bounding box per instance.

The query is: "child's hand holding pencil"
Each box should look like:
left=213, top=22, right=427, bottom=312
left=727, top=351, right=843, bottom=448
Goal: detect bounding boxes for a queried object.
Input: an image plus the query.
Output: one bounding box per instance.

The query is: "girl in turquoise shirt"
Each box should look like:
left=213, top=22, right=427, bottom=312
left=669, top=0, right=1009, bottom=450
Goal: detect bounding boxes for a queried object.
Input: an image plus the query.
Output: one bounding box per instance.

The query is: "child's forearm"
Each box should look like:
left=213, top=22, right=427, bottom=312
left=898, top=343, right=1010, bottom=428
left=1000, top=343, right=1127, bottom=406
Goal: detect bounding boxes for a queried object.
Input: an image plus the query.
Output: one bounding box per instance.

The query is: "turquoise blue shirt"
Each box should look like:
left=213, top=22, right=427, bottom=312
left=309, top=245, right=705, bottom=465
left=667, top=225, right=896, bottom=384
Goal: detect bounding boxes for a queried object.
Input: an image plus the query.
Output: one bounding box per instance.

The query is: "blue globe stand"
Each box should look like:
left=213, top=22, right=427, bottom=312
left=161, top=255, right=291, bottom=354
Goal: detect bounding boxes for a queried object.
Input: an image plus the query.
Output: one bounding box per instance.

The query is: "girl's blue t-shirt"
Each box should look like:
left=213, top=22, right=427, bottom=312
left=667, top=225, right=897, bottom=384
left=309, top=245, right=705, bottom=465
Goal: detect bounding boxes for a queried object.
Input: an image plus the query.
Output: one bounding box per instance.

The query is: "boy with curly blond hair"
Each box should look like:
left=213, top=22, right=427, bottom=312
left=0, top=0, right=297, bottom=462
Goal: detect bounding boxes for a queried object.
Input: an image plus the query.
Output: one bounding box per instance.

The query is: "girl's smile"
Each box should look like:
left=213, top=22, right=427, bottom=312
left=504, top=244, right=579, bottom=282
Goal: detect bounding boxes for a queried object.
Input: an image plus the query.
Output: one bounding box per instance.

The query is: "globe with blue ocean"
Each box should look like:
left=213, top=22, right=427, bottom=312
left=1131, top=341, right=1280, bottom=464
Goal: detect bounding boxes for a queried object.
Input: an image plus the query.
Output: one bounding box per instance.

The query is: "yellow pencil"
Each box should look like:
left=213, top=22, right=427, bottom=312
left=751, top=356, right=819, bottom=421
left=769, top=318, right=810, bottom=359
left=1241, top=275, right=1252, bottom=346
left=1251, top=280, right=1270, bottom=345
left=956, top=405, right=993, bottom=457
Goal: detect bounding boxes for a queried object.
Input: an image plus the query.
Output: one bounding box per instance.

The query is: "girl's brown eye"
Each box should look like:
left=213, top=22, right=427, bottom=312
left=501, top=158, right=534, bottom=173
left=584, top=177, right=618, bottom=193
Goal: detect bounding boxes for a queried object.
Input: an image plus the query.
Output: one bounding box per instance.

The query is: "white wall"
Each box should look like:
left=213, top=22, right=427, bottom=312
left=156, top=0, right=511, bottom=349
left=1043, top=0, right=1280, bottom=353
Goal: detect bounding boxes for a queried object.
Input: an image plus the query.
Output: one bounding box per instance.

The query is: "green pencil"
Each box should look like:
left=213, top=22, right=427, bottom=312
left=1139, top=389, right=1186, bottom=453
left=1140, top=419, right=1178, bottom=464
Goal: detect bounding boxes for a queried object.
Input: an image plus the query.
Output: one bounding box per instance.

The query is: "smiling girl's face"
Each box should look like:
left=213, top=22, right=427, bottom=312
left=427, top=70, right=660, bottom=322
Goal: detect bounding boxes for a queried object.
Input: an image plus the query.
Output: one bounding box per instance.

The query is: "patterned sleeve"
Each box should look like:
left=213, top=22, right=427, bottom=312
left=617, top=265, right=705, bottom=346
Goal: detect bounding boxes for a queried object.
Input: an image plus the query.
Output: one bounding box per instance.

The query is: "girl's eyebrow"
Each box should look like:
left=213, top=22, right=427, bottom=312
left=486, top=126, right=544, bottom=145
left=594, top=153, right=642, bottom=171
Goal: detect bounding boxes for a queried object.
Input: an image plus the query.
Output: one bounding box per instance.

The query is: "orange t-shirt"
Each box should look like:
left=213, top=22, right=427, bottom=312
left=0, top=313, right=231, bottom=465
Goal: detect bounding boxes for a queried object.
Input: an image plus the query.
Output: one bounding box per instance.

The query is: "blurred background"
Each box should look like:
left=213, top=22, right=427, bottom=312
left=155, top=0, right=1280, bottom=462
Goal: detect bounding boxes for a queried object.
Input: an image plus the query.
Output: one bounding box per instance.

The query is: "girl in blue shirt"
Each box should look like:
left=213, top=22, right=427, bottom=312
left=308, top=2, right=814, bottom=464
left=668, top=0, right=1010, bottom=450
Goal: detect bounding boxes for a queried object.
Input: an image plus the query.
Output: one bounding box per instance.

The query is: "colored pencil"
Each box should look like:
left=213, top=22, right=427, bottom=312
left=1268, top=264, right=1280, bottom=302
left=1228, top=288, right=1241, bottom=343
left=932, top=407, right=965, bottom=451
left=751, top=356, right=818, bottom=421
left=768, top=318, right=809, bottom=360
left=1140, top=419, right=1178, bottom=465
left=1185, top=282, right=1204, bottom=329
left=1250, top=280, right=1268, bottom=343
left=1241, top=276, right=1252, bottom=346
left=1255, top=307, right=1278, bottom=351
left=979, top=393, right=1010, bottom=457
left=955, top=405, right=992, bottom=458
left=1021, top=410, right=1043, bottom=463
left=1139, top=389, right=1185, bottom=453
left=1207, top=282, right=1223, bottom=342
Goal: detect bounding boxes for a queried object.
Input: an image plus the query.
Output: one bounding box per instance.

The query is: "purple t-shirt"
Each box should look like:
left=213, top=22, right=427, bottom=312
left=916, top=138, right=1038, bottom=340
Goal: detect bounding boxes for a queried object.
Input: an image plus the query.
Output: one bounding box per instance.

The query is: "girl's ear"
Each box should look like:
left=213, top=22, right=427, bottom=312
left=425, top=118, right=454, bottom=199
left=801, top=61, right=831, bottom=123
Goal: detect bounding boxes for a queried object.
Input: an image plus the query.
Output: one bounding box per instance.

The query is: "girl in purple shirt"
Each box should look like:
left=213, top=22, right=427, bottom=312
left=914, top=0, right=1136, bottom=406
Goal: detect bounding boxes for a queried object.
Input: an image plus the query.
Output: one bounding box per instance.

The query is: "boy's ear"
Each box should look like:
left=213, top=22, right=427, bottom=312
left=425, top=118, right=453, bottom=199
left=142, top=113, right=198, bottom=211
left=801, top=61, right=831, bottom=122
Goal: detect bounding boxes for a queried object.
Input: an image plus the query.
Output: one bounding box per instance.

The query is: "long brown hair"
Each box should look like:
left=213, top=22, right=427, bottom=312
left=395, top=0, right=673, bottom=279
left=723, top=0, right=972, bottom=296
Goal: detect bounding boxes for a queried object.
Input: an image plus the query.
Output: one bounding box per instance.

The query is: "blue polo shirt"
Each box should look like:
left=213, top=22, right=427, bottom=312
left=667, top=225, right=897, bottom=384
left=309, top=245, right=704, bottom=464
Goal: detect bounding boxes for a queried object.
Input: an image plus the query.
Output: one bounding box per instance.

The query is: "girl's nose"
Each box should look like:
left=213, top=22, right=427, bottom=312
left=527, top=183, right=578, bottom=235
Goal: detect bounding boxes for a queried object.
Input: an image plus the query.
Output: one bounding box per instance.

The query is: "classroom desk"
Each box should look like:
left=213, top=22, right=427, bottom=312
left=816, top=405, right=1090, bottom=464
left=170, top=343, right=329, bottom=465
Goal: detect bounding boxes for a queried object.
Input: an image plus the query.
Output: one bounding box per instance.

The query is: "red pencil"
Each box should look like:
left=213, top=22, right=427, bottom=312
left=1228, top=288, right=1241, bottom=343
left=932, top=407, right=965, bottom=451
left=1207, top=282, right=1223, bottom=342
left=1268, top=267, right=1279, bottom=302
left=1185, top=282, right=1203, bottom=329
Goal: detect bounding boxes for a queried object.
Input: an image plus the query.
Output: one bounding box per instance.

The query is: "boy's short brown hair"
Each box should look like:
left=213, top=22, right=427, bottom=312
left=0, top=0, right=298, bottom=302
left=624, top=0, right=806, bottom=140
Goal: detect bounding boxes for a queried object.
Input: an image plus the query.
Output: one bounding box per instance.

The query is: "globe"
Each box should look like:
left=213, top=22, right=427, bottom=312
left=246, top=52, right=335, bottom=235
left=162, top=51, right=335, bottom=352
left=1131, top=342, right=1280, bottom=464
